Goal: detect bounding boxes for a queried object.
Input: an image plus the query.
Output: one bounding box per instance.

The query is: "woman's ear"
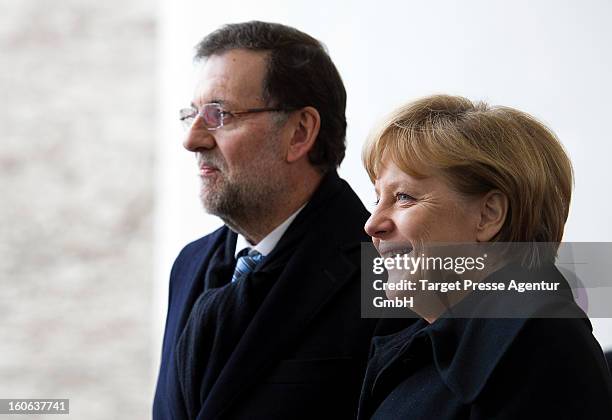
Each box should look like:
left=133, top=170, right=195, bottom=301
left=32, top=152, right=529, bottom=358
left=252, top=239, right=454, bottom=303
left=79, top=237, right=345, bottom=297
left=476, top=190, right=508, bottom=242
left=286, top=106, right=321, bottom=163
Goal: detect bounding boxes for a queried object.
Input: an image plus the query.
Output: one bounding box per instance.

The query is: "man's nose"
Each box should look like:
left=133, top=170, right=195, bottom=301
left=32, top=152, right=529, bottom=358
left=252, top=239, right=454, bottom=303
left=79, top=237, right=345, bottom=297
left=364, top=209, right=394, bottom=240
left=183, top=126, right=216, bottom=152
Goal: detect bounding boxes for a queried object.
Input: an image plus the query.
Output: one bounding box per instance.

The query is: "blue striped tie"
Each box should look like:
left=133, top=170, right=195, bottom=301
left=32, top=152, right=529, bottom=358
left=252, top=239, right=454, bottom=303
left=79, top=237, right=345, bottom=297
left=231, top=249, right=264, bottom=283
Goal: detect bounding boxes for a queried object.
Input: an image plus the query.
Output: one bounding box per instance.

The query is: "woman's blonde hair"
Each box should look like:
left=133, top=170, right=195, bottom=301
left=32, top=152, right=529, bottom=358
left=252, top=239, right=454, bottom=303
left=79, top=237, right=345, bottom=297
left=363, top=94, right=573, bottom=245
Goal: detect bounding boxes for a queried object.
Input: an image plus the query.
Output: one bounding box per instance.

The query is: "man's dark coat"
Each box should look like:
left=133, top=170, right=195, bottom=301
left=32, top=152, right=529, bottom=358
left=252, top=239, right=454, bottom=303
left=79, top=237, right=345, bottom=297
left=153, top=172, right=405, bottom=419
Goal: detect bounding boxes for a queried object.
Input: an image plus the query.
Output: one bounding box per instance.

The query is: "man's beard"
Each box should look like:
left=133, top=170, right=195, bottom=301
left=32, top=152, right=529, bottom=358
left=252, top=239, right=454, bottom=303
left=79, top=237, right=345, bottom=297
left=200, top=167, right=283, bottom=223
left=197, top=138, right=286, bottom=228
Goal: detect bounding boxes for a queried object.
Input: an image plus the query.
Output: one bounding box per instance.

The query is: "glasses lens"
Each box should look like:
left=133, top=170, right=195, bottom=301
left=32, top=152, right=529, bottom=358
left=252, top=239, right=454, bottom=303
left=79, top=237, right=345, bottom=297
left=200, top=104, right=222, bottom=129
left=179, top=108, right=196, bottom=129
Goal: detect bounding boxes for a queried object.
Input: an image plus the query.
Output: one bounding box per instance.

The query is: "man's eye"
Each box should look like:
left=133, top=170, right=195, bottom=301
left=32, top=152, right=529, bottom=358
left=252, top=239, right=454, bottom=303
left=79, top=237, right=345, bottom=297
left=395, top=193, right=415, bottom=202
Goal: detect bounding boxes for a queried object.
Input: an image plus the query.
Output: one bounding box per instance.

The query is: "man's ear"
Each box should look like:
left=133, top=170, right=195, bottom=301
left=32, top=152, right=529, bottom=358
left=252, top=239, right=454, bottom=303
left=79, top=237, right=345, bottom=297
left=476, top=190, right=509, bottom=242
left=286, top=106, right=320, bottom=163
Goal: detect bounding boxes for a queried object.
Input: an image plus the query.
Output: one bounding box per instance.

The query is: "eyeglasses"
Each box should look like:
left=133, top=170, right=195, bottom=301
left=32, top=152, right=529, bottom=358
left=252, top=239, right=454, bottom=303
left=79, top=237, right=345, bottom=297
left=179, top=103, right=294, bottom=130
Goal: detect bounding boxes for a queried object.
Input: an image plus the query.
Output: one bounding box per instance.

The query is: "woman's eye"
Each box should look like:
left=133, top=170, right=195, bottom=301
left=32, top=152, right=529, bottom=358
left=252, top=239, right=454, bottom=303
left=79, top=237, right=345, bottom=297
left=373, top=197, right=380, bottom=206
left=395, top=192, right=415, bottom=202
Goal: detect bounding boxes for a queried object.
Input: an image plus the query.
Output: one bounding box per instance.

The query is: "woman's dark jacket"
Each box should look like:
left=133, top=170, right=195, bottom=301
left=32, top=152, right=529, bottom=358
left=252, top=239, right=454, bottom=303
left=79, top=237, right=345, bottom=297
left=358, top=263, right=612, bottom=419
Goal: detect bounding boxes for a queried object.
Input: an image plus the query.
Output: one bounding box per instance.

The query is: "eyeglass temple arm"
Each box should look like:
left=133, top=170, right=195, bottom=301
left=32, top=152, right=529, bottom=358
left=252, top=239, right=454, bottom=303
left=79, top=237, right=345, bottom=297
left=228, top=107, right=292, bottom=116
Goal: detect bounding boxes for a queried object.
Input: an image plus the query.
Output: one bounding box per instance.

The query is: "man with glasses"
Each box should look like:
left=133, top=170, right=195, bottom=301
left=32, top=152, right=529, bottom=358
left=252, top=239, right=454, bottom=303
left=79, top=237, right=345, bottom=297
left=153, top=21, right=401, bottom=419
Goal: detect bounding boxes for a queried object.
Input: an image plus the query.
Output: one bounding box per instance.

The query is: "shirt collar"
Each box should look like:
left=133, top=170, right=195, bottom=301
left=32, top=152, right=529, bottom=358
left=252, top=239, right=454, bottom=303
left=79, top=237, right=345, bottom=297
left=234, top=204, right=307, bottom=258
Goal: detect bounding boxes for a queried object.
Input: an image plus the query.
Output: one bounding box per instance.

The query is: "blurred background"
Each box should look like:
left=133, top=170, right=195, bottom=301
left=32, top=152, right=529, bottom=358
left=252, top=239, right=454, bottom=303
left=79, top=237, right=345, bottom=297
left=2, top=0, right=611, bottom=418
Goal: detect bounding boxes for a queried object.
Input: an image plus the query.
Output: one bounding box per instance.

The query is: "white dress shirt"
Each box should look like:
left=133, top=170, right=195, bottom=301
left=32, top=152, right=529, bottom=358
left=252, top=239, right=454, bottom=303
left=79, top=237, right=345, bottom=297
left=234, top=204, right=307, bottom=258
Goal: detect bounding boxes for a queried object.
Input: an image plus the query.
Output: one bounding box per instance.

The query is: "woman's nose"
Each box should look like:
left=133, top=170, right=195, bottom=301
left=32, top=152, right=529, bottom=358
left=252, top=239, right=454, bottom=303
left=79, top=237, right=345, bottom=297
left=364, top=210, right=394, bottom=239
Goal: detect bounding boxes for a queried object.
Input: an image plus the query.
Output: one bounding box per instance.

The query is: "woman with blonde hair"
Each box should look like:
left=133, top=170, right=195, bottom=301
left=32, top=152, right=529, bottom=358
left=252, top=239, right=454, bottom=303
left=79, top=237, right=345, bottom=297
left=358, top=95, right=612, bottom=419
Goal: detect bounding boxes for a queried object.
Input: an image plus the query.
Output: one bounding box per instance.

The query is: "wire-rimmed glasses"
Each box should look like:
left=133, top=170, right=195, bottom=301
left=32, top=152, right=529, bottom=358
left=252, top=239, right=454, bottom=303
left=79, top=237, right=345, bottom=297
left=179, top=103, right=294, bottom=130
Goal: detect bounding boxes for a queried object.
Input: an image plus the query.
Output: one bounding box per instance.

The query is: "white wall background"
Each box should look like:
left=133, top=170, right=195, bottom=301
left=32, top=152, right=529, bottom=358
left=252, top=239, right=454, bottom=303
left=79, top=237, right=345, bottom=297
left=155, top=0, right=612, bottom=372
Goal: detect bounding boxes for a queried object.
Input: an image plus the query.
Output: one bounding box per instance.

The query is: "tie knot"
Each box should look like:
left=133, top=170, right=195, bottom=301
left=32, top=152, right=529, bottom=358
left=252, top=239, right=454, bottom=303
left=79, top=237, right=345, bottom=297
left=231, top=249, right=264, bottom=283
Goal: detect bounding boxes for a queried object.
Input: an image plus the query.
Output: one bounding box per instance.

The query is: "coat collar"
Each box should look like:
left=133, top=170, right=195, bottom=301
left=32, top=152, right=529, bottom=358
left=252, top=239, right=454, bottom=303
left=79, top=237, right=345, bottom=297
left=174, top=226, right=231, bottom=339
